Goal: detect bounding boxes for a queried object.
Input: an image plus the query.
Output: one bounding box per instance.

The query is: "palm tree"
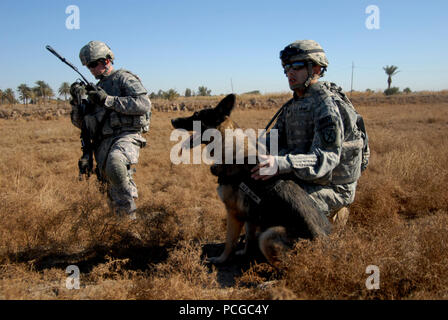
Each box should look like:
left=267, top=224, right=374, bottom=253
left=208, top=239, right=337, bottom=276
left=0, top=89, right=3, bottom=104
left=4, top=88, right=17, bottom=104
left=383, top=65, right=399, bottom=89
left=34, top=80, right=46, bottom=102
left=33, top=80, right=53, bottom=103
left=17, top=84, right=32, bottom=105
left=197, top=86, right=211, bottom=96
left=58, top=82, right=71, bottom=101
left=164, top=88, right=179, bottom=101
left=29, top=90, right=37, bottom=104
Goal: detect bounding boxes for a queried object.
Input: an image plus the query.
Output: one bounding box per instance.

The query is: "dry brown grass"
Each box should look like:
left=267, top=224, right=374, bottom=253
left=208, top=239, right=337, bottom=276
left=2, top=90, right=448, bottom=118
left=0, top=98, right=447, bottom=300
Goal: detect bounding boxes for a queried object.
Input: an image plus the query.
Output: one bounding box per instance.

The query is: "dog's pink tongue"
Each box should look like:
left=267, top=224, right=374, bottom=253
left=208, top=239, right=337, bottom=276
left=179, top=131, right=202, bottom=156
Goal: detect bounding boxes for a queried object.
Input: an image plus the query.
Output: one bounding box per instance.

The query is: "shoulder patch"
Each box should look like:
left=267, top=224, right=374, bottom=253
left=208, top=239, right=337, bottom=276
left=317, top=115, right=341, bottom=147
left=321, top=126, right=337, bottom=145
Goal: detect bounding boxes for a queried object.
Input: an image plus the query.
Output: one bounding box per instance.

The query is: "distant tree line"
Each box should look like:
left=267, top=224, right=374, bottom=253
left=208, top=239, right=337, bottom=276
left=242, top=90, right=261, bottom=95
left=365, top=87, right=412, bottom=95
left=0, top=81, right=72, bottom=105
left=149, top=86, right=212, bottom=101
left=0, top=68, right=420, bottom=106
left=1, top=83, right=214, bottom=105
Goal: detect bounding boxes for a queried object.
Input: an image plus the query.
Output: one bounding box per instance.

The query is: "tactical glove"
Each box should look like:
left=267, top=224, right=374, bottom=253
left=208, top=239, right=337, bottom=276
left=78, top=153, right=93, bottom=180
left=87, top=87, right=108, bottom=105
left=70, top=82, right=85, bottom=105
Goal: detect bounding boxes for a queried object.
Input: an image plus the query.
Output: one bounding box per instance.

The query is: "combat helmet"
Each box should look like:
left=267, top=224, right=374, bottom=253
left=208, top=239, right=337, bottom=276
left=280, top=40, right=328, bottom=89
left=79, top=41, right=115, bottom=66
left=280, top=40, right=328, bottom=67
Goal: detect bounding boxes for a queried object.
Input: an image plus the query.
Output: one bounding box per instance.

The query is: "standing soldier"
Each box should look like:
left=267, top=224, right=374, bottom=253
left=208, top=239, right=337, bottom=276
left=70, top=41, right=151, bottom=221
left=251, top=40, right=369, bottom=226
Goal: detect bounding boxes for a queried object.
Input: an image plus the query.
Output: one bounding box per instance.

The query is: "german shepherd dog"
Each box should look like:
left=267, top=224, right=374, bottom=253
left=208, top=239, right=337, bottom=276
left=171, top=94, right=332, bottom=267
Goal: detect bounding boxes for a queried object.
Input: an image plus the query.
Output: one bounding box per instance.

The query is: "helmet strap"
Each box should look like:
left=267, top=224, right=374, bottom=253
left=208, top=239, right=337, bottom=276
left=303, top=61, right=315, bottom=88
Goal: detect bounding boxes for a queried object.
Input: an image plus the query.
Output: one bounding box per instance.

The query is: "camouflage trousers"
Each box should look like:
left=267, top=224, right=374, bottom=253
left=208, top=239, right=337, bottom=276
left=292, top=178, right=358, bottom=217
left=95, top=132, right=146, bottom=218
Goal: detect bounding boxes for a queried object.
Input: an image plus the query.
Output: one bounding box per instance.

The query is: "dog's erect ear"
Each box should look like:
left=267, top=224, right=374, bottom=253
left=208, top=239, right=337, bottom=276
left=215, top=94, right=236, bottom=118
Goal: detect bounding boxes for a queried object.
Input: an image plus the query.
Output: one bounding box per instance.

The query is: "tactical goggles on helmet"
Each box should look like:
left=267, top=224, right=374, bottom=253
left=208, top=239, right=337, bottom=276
left=87, top=59, right=105, bottom=69
left=282, top=61, right=306, bottom=74
left=279, top=45, right=324, bottom=62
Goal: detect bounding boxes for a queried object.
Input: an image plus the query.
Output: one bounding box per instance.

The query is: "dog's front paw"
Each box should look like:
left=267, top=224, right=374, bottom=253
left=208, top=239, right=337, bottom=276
left=207, top=255, right=227, bottom=264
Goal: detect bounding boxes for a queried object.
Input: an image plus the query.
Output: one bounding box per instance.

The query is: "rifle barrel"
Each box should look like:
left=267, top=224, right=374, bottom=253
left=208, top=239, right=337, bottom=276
left=45, top=45, right=91, bottom=85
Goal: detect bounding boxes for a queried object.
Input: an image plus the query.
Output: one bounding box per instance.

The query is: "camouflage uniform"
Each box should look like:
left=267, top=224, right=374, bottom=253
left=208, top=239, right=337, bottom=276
left=71, top=68, right=151, bottom=217
left=272, top=81, right=368, bottom=216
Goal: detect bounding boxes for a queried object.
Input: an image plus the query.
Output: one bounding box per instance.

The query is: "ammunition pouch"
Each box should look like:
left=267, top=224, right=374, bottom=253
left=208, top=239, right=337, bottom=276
left=331, top=138, right=364, bottom=185
left=102, top=110, right=151, bottom=136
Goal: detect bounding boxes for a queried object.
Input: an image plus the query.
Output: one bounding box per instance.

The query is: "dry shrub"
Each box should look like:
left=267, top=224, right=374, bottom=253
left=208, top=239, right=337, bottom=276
left=132, top=240, right=269, bottom=300
left=131, top=241, right=221, bottom=300
left=0, top=100, right=447, bottom=299
left=282, top=212, right=448, bottom=299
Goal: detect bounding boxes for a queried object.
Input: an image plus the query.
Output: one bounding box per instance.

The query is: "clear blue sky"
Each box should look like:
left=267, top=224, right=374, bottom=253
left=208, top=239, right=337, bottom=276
left=1, top=0, right=447, bottom=97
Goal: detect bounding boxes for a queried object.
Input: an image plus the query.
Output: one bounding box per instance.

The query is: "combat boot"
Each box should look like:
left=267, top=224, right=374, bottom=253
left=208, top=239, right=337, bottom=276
left=330, top=207, right=349, bottom=227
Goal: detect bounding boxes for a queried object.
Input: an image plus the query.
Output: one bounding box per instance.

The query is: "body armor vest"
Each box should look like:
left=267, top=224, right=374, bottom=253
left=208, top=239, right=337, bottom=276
left=98, top=69, right=151, bottom=137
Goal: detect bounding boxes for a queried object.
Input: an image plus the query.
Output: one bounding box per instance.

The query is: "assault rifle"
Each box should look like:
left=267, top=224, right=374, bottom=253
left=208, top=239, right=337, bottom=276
left=45, top=45, right=98, bottom=181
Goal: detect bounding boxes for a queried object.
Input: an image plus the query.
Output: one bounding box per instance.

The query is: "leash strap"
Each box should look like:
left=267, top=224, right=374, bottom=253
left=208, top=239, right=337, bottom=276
left=239, top=182, right=262, bottom=205
left=264, top=103, right=287, bottom=132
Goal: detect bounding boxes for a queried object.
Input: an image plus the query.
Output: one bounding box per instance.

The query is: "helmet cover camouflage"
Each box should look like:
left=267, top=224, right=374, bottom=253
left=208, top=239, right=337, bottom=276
left=280, top=40, right=328, bottom=68
left=79, top=41, right=115, bottom=66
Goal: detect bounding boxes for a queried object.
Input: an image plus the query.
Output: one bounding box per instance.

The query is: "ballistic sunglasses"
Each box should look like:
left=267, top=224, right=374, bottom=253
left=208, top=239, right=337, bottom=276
left=87, top=59, right=104, bottom=69
left=283, top=61, right=306, bottom=74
